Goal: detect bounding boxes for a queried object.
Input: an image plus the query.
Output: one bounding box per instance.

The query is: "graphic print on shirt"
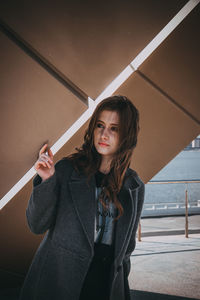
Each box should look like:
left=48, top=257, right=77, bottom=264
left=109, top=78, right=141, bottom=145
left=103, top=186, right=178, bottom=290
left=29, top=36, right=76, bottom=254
left=95, top=187, right=117, bottom=245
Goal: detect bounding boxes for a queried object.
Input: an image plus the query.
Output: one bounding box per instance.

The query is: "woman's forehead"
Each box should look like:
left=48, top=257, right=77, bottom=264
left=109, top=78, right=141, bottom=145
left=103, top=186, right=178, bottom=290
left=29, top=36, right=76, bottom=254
left=97, top=110, right=119, bottom=124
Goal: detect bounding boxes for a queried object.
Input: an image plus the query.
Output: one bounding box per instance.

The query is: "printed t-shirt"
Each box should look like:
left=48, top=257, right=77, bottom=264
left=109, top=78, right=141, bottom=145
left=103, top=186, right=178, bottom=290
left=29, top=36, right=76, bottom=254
left=94, top=170, right=117, bottom=245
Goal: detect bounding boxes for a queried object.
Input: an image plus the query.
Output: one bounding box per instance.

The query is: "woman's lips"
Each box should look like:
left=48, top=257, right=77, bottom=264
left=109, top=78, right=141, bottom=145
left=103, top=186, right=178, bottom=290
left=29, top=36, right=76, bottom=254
left=99, top=142, right=109, bottom=147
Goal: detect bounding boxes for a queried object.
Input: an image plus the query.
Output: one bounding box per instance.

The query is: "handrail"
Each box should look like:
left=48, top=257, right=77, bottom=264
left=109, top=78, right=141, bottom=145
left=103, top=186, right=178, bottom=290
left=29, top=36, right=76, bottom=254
left=147, top=180, right=200, bottom=184
left=138, top=179, right=200, bottom=240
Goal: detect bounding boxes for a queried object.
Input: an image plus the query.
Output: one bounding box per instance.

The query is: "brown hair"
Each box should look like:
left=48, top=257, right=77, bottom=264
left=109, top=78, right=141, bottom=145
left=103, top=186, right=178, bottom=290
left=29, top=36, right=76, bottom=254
left=68, top=95, right=140, bottom=219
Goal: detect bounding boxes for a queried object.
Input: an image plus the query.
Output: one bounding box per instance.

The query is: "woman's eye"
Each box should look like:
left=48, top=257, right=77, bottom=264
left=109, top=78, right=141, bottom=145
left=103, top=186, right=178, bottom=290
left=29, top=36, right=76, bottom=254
left=97, top=123, right=104, bottom=128
left=111, top=127, right=118, bottom=132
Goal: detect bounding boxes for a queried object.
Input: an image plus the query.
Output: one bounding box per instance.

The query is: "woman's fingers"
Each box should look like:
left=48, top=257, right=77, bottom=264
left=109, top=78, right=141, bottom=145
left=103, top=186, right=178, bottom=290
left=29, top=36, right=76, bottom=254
left=35, top=154, right=52, bottom=170
left=35, top=160, right=47, bottom=170
left=38, top=154, right=53, bottom=167
left=39, top=144, right=54, bottom=161
left=34, top=144, right=55, bottom=180
left=40, top=153, right=53, bottom=164
left=42, top=158, right=51, bottom=169
left=39, top=144, right=48, bottom=156
left=35, top=144, right=55, bottom=176
left=35, top=160, right=52, bottom=170
left=48, top=148, right=54, bottom=160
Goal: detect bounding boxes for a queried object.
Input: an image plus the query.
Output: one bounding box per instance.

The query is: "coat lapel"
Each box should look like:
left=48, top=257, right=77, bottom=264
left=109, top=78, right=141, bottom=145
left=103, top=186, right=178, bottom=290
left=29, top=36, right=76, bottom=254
left=68, top=169, right=96, bottom=254
left=68, top=167, right=141, bottom=260
left=114, top=172, right=140, bottom=262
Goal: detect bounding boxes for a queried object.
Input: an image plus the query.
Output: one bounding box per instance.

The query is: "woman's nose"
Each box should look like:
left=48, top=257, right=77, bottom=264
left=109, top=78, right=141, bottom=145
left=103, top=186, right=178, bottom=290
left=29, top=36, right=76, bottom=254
left=101, top=128, right=109, bottom=139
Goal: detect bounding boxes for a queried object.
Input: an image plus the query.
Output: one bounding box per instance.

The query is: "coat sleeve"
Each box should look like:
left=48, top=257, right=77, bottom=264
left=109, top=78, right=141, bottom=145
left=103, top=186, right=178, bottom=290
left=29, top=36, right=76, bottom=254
left=26, top=159, right=70, bottom=235
left=123, top=181, right=145, bottom=276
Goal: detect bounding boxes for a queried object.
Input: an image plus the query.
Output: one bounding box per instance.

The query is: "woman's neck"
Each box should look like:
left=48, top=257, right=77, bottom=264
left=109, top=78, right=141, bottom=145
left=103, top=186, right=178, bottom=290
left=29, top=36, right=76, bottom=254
left=99, top=157, right=112, bottom=174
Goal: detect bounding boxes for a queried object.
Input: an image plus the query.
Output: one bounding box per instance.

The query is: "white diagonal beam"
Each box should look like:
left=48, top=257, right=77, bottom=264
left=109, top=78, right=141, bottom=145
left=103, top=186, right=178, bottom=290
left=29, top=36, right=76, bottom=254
left=1, top=0, right=199, bottom=209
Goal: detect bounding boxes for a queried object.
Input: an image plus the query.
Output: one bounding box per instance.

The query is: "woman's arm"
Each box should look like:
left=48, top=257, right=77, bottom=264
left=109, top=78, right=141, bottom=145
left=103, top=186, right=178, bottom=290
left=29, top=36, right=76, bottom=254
left=26, top=159, right=64, bottom=234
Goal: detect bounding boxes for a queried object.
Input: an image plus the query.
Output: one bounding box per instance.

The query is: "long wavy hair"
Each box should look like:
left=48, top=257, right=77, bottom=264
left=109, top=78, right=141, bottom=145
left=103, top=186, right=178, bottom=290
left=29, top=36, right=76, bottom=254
left=68, top=95, right=140, bottom=220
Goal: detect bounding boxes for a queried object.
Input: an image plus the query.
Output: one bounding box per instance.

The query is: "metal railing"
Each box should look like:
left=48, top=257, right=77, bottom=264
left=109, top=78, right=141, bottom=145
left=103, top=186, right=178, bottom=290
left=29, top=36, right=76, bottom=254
left=138, top=179, right=200, bottom=240
left=143, top=179, right=200, bottom=214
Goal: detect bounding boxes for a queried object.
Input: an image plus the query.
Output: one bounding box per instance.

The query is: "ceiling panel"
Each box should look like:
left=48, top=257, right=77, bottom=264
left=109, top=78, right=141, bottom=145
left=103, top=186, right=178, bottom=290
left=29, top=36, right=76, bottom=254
left=0, top=0, right=187, bottom=98
left=139, top=4, right=200, bottom=123
left=115, top=72, right=200, bottom=183
left=0, top=31, right=87, bottom=199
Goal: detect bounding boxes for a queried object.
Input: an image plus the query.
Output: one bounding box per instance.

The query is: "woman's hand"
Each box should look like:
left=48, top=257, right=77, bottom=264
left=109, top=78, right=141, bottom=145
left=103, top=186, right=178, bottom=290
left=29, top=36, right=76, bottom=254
left=34, top=144, right=55, bottom=181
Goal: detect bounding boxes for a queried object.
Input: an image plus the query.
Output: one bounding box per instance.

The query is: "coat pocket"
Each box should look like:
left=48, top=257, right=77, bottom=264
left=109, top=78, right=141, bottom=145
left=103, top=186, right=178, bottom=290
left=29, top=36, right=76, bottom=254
left=51, top=239, right=88, bottom=260
left=36, top=242, right=91, bottom=300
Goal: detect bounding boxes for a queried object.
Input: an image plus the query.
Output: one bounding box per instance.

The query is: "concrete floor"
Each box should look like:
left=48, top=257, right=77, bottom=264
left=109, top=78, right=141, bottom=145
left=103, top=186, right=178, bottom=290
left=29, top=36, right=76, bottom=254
left=140, top=215, right=200, bottom=235
left=129, top=215, right=200, bottom=299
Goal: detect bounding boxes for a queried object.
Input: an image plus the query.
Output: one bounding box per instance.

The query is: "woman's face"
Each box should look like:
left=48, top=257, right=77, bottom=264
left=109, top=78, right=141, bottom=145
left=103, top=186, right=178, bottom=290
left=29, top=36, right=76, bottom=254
left=93, top=110, right=120, bottom=160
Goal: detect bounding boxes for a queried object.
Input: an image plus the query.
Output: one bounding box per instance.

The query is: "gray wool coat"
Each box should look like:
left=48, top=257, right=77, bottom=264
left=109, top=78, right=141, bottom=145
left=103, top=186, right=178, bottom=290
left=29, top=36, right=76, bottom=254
left=19, top=158, right=144, bottom=300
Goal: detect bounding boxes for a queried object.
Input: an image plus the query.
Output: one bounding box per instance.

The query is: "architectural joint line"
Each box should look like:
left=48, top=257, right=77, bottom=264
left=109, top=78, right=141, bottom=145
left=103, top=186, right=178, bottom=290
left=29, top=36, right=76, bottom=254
left=137, top=70, right=200, bottom=126
left=0, top=18, right=88, bottom=105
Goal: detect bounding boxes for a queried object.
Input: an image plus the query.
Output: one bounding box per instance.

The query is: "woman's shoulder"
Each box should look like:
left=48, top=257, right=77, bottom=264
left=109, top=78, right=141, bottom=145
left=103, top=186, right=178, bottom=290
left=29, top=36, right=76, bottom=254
left=126, top=167, right=144, bottom=188
left=55, top=157, right=75, bottom=176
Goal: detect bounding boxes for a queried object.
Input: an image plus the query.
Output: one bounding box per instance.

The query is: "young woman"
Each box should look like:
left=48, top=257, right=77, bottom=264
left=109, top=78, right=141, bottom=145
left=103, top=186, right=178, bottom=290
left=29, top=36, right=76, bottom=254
left=19, top=95, right=145, bottom=300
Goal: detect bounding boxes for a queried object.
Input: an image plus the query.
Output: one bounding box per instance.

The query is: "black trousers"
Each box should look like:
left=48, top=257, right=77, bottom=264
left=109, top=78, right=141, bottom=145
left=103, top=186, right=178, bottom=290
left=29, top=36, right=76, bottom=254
left=79, top=243, right=114, bottom=300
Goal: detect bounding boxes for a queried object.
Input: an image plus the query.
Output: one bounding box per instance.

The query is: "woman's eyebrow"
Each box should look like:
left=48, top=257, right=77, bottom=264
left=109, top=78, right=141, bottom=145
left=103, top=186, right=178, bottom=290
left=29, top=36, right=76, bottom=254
left=97, top=120, right=119, bottom=126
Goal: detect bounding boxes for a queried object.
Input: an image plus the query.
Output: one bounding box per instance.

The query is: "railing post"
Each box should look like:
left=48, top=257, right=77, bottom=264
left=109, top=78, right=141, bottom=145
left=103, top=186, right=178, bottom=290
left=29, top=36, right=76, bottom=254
left=185, top=189, right=189, bottom=238
left=138, top=220, right=142, bottom=242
